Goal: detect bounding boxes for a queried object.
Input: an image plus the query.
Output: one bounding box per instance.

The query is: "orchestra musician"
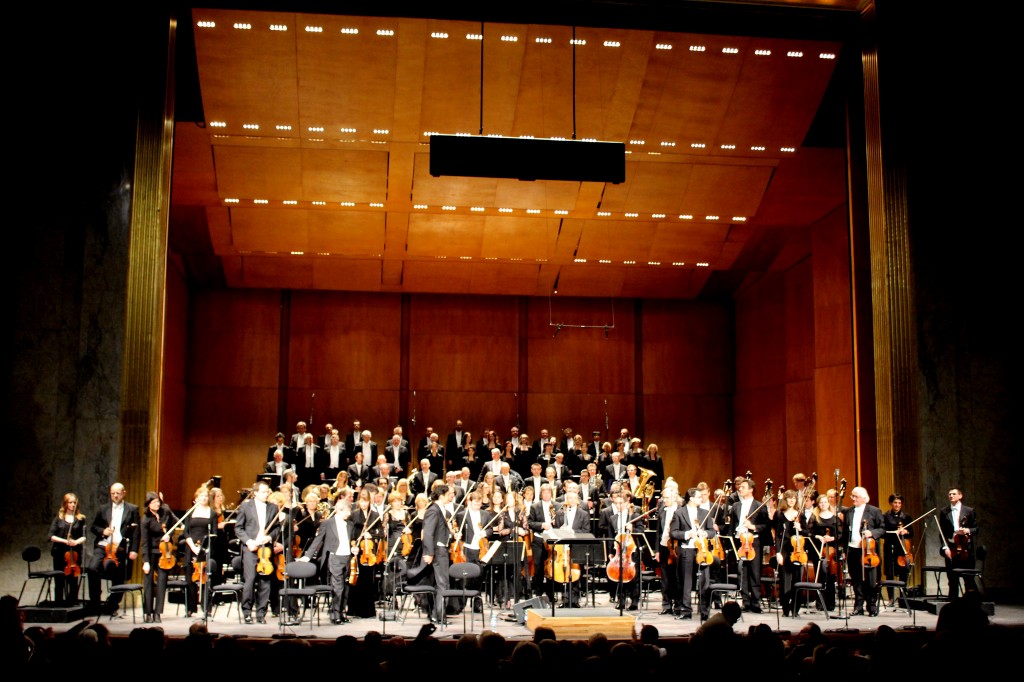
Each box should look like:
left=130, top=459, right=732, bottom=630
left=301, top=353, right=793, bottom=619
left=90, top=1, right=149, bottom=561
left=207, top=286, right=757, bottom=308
left=883, top=493, right=913, bottom=606
left=347, top=451, right=371, bottom=489
left=267, top=431, right=295, bottom=465
left=841, top=486, right=885, bottom=616
left=384, top=433, right=410, bottom=476
left=297, top=496, right=354, bottom=623
left=348, top=486, right=384, bottom=619
left=139, top=491, right=176, bottom=623
left=728, top=478, right=767, bottom=613
left=295, top=434, right=326, bottom=490
left=553, top=490, right=590, bottom=608
left=527, top=483, right=558, bottom=601
left=808, top=492, right=839, bottom=612
left=599, top=490, right=641, bottom=611
left=772, top=489, right=804, bottom=617
left=939, top=487, right=979, bottom=598
left=323, top=433, right=347, bottom=482
left=183, top=485, right=215, bottom=618
left=410, top=458, right=439, bottom=497
left=87, top=482, right=141, bottom=617
left=655, top=488, right=681, bottom=615
left=48, top=492, right=87, bottom=607
left=234, top=480, right=280, bottom=624
left=456, top=490, right=492, bottom=613
left=670, top=487, right=716, bottom=620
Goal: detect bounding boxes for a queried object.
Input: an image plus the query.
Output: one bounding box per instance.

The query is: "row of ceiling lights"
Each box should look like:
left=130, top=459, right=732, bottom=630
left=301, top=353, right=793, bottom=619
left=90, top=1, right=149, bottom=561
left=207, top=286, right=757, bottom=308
left=222, top=198, right=746, bottom=223
left=196, top=20, right=836, bottom=62
left=236, top=249, right=710, bottom=268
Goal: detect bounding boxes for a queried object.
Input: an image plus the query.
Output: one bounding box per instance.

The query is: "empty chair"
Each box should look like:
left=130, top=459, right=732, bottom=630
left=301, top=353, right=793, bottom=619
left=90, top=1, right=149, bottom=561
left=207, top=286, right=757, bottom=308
left=18, top=546, right=65, bottom=607
left=280, top=560, right=320, bottom=629
left=210, top=556, right=244, bottom=622
left=951, top=545, right=987, bottom=596
left=793, top=579, right=830, bottom=619
left=440, top=562, right=485, bottom=633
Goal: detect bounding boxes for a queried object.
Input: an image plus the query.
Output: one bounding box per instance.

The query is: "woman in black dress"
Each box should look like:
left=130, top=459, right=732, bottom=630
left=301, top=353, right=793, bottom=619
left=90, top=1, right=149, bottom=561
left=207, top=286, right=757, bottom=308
left=809, top=492, right=840, bottom=611
left=140, top=491, right=176, bottom=622
left=773, top=489, right=805, bottom=616
left=348, top=487, right=383, bottom=618
left=47, top=492, right=87, bottom=606
left=184, top=485, right=215, bottom=617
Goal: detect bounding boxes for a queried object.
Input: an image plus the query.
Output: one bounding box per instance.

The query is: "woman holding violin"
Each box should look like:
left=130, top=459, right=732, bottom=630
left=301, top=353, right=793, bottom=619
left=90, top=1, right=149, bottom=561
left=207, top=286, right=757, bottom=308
left=48, top=492, right=87, bottom=606
left=809, top=493, right=839, bottom=611
left=348, top=486, right=383, bottom=618
left=184, top=485, right=215, bottom=618
left=883, top=493, right=913, bottom=606
left=139, top=491, right=176, bottom=623
left=772, top=489, right=806, bottom=617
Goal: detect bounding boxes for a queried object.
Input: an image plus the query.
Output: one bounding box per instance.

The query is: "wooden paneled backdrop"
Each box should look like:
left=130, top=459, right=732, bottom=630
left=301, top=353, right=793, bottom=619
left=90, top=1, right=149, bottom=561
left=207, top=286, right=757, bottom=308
left=159, top=210, right=860, bottom=508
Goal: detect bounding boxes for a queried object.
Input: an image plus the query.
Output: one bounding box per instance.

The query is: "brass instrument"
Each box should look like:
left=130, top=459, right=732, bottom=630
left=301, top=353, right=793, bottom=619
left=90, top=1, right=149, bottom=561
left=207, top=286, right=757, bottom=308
left=636, top=467, right=657, bottom=514
left=316, top=500, right=330, bottom=517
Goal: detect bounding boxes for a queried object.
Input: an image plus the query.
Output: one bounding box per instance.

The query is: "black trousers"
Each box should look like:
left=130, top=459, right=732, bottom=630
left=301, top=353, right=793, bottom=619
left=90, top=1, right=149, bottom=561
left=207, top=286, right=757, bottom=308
left=846, top=547, right=879, bottom=611
left=241, top=550, right=273, bottom=618
left=87, top=546, right=131, bottom=607
left=327, top=553, right=352, bottom=618
left=431, top=547, right=450, bottom=622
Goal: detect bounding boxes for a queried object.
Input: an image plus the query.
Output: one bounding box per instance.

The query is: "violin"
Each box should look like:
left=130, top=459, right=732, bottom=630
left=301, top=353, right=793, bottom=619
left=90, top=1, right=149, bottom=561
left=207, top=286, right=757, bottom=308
left=292, top=532, right=303, bottom=559
left=275, top=552, right=286, bottom=580
left=790, top=530, right=809, bottom=565
left=821, top=530, right=838, bottom=574
left=64, top=546, right=81, bottom=577
left=159, top=524, right=177, bottom=570
left=192, top=560, right=208, bottom=584
left=896, top=522, right=914, bottom=567
left=952, top=529, right=970, bottom=561
left=256, top=545, right=275, bottom=576
left=376, top=534, right=388, bottom=564
left=348, top=544, right=360, bottom=585
left=695, top=535, right=715, bottom=567
left=861, top=527, right=880, bottom=567
left=104, top=521, right=120, bottom=568
left=359, top=537, right=378, bottom=566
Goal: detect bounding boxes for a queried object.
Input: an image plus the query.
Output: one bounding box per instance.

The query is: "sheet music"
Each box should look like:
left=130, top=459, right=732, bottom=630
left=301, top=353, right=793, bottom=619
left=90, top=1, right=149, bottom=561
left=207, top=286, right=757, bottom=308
left=481, top=540, right=502, bottom=564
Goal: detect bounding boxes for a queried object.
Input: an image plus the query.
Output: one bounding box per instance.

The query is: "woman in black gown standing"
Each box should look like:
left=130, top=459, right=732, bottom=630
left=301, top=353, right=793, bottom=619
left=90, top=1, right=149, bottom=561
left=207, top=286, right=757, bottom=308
left=48, top=492, right=87, bottom=606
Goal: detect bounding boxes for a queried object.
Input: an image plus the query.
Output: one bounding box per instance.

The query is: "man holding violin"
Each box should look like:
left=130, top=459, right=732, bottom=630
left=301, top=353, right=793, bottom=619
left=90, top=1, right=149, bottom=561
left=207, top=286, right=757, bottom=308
left=939, top=487, right=979, bottom=598
left=842, top=486, right=885, bottom=616
left=670, top=487, right=716, bottom=620
left=87, top=482, right=141, bottom=617
left=235, top=480, right=281, bottom=624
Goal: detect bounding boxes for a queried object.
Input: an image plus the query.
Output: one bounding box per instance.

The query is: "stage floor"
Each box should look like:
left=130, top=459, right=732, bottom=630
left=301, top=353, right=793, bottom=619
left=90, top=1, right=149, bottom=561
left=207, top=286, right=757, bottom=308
left=21, top=594, right=1024, bottom=642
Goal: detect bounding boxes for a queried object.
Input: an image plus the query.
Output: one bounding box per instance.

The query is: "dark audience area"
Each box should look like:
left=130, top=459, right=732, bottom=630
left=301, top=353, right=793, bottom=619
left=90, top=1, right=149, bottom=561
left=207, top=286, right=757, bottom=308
left=5, top=593, right=1018, bottom=673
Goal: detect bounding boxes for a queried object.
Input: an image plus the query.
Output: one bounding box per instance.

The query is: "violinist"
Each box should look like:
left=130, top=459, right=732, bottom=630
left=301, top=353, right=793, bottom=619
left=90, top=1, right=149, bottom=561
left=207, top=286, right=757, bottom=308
left=292, top=490, right=323, bottom=559
left=939, top=487, right=979, bottom=598
left=348, top=486, right=383, bottom=619
left=456, top=491, right=492, bottom=613
left=553, top=490, right=590, bottom=608
left=139, top=491, right=175, bottom=622
left=809, top=493, right=839, bottom=612
left=297, top=497, right=354, bottom=623
left=728, top=478, right=768, bottom=613
left=599, top=491, right=641, bottom=611
left=234, top=480, right=280, bottom=624
left=772, top=489, right=805, bottom=617
left=655, top=488, right=682, bottom=615
left=883, top=493, right=913, bottom=606
left=385, top=491, right=412, bottom=559
left=842, top=486, right=884, bottom=616
left=527, top=483, right=558, bottom=601
left=87, top=482, right=141, bottom=617
left=180, top=485, right=214, bottom=618
left=670, top=487, right=716, bottom=620
left=48, top=492, right=87, bottom=606
left=209, top=487, right=231, bottom=585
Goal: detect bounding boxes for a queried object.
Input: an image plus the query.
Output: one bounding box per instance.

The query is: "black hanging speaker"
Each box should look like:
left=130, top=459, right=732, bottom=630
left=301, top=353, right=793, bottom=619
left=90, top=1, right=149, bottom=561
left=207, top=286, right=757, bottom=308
left=430, top=135, right=626, bottom=183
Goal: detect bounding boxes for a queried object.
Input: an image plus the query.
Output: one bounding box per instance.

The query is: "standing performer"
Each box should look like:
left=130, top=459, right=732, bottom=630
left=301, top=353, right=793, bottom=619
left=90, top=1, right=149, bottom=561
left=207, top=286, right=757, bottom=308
left=421, top=484, right=455, bottom=625
left=938, top=487, right=979, bottom=598
left=842, top=486, right=884, bottom=616
left=883, top=493, right=913, bottom=606
left=87, top=482, right=141, bottom=616
left=298, top=497, right=355, bottom=623
left=184, top=485, right=215, bottom=618
left=48, top=492, right=87, bottom=606
left=728, top=478, right=768, bottom=613
left=809, top=492, right=839, bottom=612
left=670, top=487, right=715, bottom=620
left=234, top=480, right=280, bottom=624
left=139, top=491, right=176, bottom=622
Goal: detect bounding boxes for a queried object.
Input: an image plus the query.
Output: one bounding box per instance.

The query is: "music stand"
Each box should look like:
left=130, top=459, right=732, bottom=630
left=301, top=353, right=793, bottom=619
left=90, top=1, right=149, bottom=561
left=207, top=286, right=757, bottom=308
left=257, top=473, right=282, bottom=490
left=541, top=530, right=597, bottom=615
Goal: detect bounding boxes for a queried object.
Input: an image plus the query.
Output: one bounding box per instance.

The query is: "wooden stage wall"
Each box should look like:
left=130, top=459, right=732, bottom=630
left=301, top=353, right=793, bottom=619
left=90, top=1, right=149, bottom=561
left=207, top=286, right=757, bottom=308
left=161, top=209, right=856, bottom=507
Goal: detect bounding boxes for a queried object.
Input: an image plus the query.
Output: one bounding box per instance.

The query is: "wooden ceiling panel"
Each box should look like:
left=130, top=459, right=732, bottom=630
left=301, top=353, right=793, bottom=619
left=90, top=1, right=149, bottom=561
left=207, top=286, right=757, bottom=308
left=193, top=10, right=301, bottom=133
left=552, top=266, right=626, bottom=298
left=296, top=15, right=398, bottom=135
left=233, top=255, right=316, bottom=289
left=572, top=27, right=652, bottom=141
left=576, top=220, right=657, bottom=262
left=171, top=123, right=219, bottom=205
left=312, top=258, right=383, bottom=291
left=307, top=210, right=386, bottom=255
left=493, top=179, right=581, bottom=210
left=481, top=216, right=558, bottom=260
left=229, top=207, right=308, bottom=253
left=407, top=214, right=485, bottom=257
left=619, top=268, right=697, bottom=298
left=402, top=261, right=475, bottom=293
left=679, top=163, right=774, bottom=216
left=754, top=148, right=847, bottom=226
left=420, top=19, right=489, bottom=136
left=300, top=148, right=388, bottom=203
left=410, top=154, right=499, bottom=206
left=213, top=146, right=304, bottom=199
left=510, top=25, right=574, bottom=137
left=469, top=262, right=545, bottom=296
left=649, top=222, right=731, bottom=263
left=601, top=161, right=696, bottom=213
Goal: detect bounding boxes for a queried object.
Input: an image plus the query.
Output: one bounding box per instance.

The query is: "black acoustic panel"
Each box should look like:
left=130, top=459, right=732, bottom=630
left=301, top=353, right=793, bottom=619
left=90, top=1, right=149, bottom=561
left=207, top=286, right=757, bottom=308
left=511, top=595, right=550, bottom=624
left=430, top=135, right=625, bottom=183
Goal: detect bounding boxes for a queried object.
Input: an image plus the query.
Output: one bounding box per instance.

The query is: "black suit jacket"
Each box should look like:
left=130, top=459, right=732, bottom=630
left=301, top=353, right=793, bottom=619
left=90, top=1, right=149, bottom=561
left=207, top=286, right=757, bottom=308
left=555, top=505, right=592, bottom=533
left=90, top=502, right=142, bottom=553
left=446, top=431, right=468, bottom=456
left=410, top=471, right=438, bottom=497
left=304, top=515, right=357, bottom=561
left=840, top=504, right=885, bottom=546
left=669, top=505, right=716, bottom=546
left=938, top=504, right=978, bottom=556
left=264, top=460, right=295, bottom=477
left=295, top=443, right=327, bottom=483
left=234, top=498, right=281, bottom=549
left=421, top=503, right=452, bottom=558
left=382, top=443, right=411, bottom=475
left=266, top=444, right=295, bottom=463
left=347, top=461, right=372, bottom=487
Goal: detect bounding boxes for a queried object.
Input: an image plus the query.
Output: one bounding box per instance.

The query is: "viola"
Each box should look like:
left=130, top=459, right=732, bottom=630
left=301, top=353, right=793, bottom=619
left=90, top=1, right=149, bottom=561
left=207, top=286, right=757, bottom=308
left=376, top=535, right=388, bottom=564
left=667, top=538, right=679, bottom=565
left=192, top=560, right=208, bottom=584
left=478, top=536, right=489, bottom=557
left=359, top=537, right=378, bottom=566
left=104, top=538, right=120, bottom=568
left=401, top=531, right=413, bottom=557
left=790, top=533, right=809, bottom=565
left=348, top=544, right=359, bottom=585
left=159, top=525, right=177, bottom=570
left=292, top=532, right=303, bottom=559
left=737, top=531, right=757, bottom=561
left=861, top=535, right=880, bottom=567
left=64, top=546, right=81, bottom=577
left=256, top=545, right=275, bottom=576
left=896, top=523, right=914, bottom=567
left=275, top=552, right=286, bottom=581
left=711, top=535, right=725, bottom=562
left=695, top=535, right=715, bottom=567
left=952, top=530, right=970, bottom=561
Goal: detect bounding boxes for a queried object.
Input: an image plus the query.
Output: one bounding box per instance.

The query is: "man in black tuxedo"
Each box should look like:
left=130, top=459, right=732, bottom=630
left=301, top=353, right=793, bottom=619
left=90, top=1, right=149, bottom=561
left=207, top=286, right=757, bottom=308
left=421, top=484, right=455, bottom=624
left=266, top=432, right=295, bottom=465
left=842, top=486, right=885, bottom=616
left=496, top=462, right=523, bottom=494
left=728, top=478, right=769, bottom=613
left=670, top=488, right=716, bottom=620
left=234, top=480, right=281, bottom=624
left=347, top=451, right=371, bottom=489
left=322, top=433, right=347, bottom=482
left=423, top=432, right=445, bottom=472
left=446, top=419, right=468, bottom=464
left=87, top=482, right=141, bottom=615
left=553, top=489, right=591, bottom=607
left=289, top=420, right=310, bottom=451
left=604, top=451, right=628, bottom=490
left=317, top=422, right=335, bottom=449
left=295, top=433, right=326, bottom=490
left=297, top=497, right=355, bottom=623
left=938, top=486, right=980, bottom=598
left=383, top=434, right=410, bottom=476
left=344, top=420, right=363, bottom=456
left=410, top=459, right=439, bottom=497
left=264, top=449, right=294, bottom=478
left=599, top=490, right=641, bottom=610
left=354, top=430, right=378, bottom=469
